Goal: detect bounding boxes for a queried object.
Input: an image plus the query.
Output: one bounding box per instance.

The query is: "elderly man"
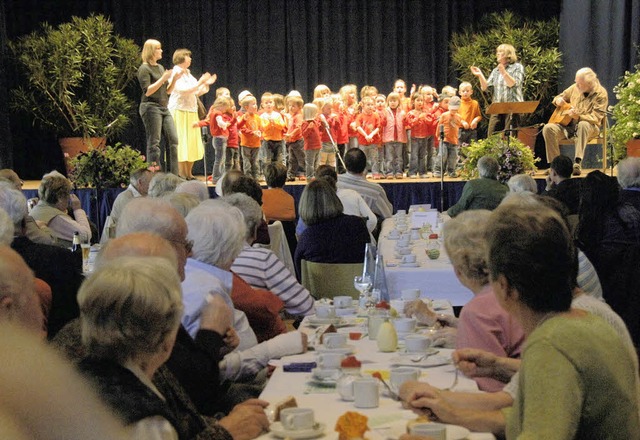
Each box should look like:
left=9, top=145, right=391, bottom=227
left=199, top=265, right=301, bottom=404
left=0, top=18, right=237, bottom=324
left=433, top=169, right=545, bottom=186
left=447, top=156, right=508, bottom=217
left=543, top=67, right=608, bottom=176
left=337, top=148, right=393, bottom=221
left=0, top=185, right=83, bottom=337
left=226, top=193, right=314, bottom=317
left=618, top=157, right=640, bottom=211
left=542, top=155, right=582, bottom=215
left=101, top=168, right=152, bottom=242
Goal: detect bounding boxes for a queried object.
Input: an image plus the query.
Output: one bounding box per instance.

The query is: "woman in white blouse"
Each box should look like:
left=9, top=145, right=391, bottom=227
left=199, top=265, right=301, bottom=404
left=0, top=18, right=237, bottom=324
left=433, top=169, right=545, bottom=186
left=167, top=49, right=216, bottom=180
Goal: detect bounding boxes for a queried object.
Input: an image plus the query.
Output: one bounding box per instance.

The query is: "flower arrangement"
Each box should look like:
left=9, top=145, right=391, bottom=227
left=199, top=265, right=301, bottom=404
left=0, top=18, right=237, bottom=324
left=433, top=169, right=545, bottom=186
left=609, top=63, right=640, bottom=160
left=69, top=143, right=148, bottom=189
left=460, top=135, right=539, bottom=183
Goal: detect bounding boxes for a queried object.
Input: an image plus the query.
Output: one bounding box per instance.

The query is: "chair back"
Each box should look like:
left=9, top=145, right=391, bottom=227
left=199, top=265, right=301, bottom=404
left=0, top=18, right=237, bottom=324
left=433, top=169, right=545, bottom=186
left=301, top=259, right=363, bottom=299
left=265, top=221, right=296, bottom=276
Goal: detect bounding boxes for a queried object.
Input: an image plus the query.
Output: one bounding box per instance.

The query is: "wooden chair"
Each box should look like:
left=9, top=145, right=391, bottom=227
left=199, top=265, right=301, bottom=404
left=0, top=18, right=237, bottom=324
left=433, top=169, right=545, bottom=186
left=264, top=221, right=296, bottom=277
left=300, top=259, right=364, bottom=300
left=558, top=119, right=608, bottom=170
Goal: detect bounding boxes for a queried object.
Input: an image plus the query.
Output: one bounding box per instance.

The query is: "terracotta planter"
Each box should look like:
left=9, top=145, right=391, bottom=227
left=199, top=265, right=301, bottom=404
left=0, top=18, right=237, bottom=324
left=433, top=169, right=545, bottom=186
left=517, top=126, right=538, bottom=151
left=627, top=139, right=640, bottom=157
left=58, top=137, right=106, bottom=174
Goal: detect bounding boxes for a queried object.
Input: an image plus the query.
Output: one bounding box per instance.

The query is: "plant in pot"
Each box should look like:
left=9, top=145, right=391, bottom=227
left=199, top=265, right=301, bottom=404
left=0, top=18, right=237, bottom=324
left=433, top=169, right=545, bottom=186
left=69, top=143, right=148, bottom=189
left=450, top=11, right=562, bottom=148
left=609, top=62, right=640, bottom=161
left=460, top=135, right=540, bottom=184
left=8, top=14, right=140, bottom=172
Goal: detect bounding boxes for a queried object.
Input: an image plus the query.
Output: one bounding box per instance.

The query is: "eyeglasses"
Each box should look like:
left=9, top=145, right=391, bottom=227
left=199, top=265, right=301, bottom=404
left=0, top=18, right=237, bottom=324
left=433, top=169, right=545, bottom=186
left=170, top=238, right=193, bottom=254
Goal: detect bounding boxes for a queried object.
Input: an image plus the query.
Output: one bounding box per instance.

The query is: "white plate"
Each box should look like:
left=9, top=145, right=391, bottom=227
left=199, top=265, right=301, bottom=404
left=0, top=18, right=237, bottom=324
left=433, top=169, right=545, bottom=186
left=311, top=368, right=341, bottom=381
left=269, top=422, right=326, bottom=439
left=431, top=300, right=450, bottom=311
left=398, top=262, right=420, bottom=268
left=397, top=347, right=439, bottom=356
left=389, top=355, right=451, bottom=368
left=315, top=344, right=356, bottom=355
left=445, top=425, right=471, bottom=440
left=306, top=317, right=349, bottom=327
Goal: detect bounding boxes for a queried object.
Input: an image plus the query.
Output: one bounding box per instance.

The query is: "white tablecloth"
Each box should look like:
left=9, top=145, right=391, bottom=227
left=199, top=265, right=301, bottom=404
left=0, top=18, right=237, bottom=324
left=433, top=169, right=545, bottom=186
left=378, top=218, right=473, bottom=307
left=258, top=315, right=495, bottom=440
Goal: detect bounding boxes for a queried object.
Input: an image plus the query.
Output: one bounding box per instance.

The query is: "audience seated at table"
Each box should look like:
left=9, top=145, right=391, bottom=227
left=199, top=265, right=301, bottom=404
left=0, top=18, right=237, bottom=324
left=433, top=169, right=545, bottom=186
left=542, top=154, right=582, bottom=215
left=226, top=193, right=314, bottom=317
left=409, top=209, right=524, bottom=392
left=163, top=191, right=201, bottom=217
left=294, top=178, right=370, bottom=279
left=0, top=185, right=84, bottom=338
left=446, top=156, right=508, bottom=218
left=222, top=173, right=271, bottom=246
left=29, top=170, right=92, bottom=246
left=399, top=199, right=640, bottom=438
left=175, top=179, right=210, bottom=202
left=261, top=163, right=296, bottom=223
left=577, top=170, right=640, bottom=348
left=506, top=174, right=537, bottom=194
left=618, top=156, right=640, bottom=211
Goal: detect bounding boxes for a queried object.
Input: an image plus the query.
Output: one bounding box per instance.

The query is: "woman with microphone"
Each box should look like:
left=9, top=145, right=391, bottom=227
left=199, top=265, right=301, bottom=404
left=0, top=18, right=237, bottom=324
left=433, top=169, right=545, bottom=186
left=470, top=44, right=524, bottom=136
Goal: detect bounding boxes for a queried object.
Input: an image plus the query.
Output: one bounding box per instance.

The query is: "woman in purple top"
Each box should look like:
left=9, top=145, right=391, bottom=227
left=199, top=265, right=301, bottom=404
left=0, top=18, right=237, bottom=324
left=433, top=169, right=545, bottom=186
left=294, top=179, right=370, bottom=279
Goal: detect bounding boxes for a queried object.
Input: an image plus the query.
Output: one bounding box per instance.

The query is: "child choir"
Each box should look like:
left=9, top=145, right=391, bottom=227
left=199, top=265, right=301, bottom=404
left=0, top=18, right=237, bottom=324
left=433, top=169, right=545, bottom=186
left=195, top=80, right=483, bottom=183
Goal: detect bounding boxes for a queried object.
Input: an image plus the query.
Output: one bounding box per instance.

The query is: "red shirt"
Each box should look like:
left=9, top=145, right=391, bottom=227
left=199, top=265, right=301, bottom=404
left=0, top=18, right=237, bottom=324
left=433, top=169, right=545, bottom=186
left=197, top=108, right=228, bottom=137
left=336, top=110, right=350, bottom=144
left=225, top=113, right=239, bottom=148
left=405, top=110, right=434, bottom=138
left=319, top=113, right=340, bottom=143
left=286, top=111, right=303, bottom=143
left=355, top=111, right=381, bottom=146
left=301, top=120, right=321, bottom=150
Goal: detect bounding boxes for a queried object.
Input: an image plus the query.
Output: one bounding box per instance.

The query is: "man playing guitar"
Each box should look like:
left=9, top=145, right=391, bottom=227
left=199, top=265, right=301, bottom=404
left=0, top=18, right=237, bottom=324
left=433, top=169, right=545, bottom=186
left=543, top=67, right=608, bottom=175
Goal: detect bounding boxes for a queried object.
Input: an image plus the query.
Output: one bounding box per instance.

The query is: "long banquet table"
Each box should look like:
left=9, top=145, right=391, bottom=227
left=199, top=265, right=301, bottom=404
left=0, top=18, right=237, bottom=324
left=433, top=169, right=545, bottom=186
left=258, top=310, right=495, bottom=440
left=377, top=218, right=472, bottom=307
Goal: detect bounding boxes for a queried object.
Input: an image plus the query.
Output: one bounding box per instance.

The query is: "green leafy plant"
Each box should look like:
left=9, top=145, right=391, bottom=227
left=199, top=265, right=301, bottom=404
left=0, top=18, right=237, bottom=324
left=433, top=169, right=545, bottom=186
left=69, top=143, right=147, bottom=188
left=450, top=11, right=562, bottom=127
left=9, top=14, right=139, bottom=138
left=609, top=63, right=640, bottom=161
left=460, top=135, right=540, bottom=183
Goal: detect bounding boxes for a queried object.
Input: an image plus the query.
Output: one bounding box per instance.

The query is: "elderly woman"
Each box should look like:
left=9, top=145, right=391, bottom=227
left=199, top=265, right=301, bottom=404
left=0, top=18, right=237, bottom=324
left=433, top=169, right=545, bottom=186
left=226, top=193, right=314, bottom=317
left=399, top=204, right=640, bottom=438
left=29, top=171, right=91, bottom=246
left=506, top=174, right=537, bottom=194
left=148, top=172, right=184, bottom=198
left=294, top=179, right=370, bottom=278
left=77, top=256, right=186, bottom=439
left=446, top=156, right=508, bottom=218
left=406, top=210, right=524, bottom=392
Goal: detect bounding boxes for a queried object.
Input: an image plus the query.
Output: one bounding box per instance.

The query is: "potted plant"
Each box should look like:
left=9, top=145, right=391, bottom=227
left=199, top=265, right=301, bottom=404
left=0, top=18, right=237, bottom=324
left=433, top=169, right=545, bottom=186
left=609, top=63, right=640, bottom=160
left=9, top=14, right=140, bottom=170
left=69, top=143, right=148, bottom=189
left=450, top=11, right=562, bottom=147
left=460, top=135, right=540, bottom=184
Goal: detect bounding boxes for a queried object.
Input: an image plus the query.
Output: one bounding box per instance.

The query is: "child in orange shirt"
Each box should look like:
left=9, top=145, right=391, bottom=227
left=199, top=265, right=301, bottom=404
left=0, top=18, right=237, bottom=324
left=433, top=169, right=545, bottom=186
left=355, top=96, right=382, bottom=178
left=301, top=103, right=321, bottom=180
left=237, top=92, right=262, bottom=179
left=458, top=81, right=482, bottom=145
left=435, top=96, right=463, bottom=178
left=260, top=92, right=287, bottom=166
left=284, top=93, right=305, bottom=181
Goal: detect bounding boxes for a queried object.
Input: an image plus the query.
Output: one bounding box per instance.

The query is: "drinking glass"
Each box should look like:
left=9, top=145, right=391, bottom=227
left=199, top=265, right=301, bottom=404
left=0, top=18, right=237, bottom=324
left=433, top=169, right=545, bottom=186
left=354, top=275, right=372, bottom=309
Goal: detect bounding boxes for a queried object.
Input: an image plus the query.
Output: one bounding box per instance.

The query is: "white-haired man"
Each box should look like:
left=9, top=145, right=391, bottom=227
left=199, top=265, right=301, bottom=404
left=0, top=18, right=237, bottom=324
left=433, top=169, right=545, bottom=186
left=543, top=67, right=608, bottom=175
left=447, top=156, right=508, bottom=217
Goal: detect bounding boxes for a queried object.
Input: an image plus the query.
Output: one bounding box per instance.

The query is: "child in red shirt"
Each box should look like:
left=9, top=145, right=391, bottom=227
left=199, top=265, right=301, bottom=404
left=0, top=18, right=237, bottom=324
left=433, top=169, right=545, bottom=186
left=317, top=98, right=340, bottom=169
left=284, top=94, right=305, bottom=181
left=301, top=103, right=321, bottom=180
left=355, top=96, right=382, bottom=178
left=332, top=94, right=349, bottom=173
left=405, top=92, right=436, bottom=178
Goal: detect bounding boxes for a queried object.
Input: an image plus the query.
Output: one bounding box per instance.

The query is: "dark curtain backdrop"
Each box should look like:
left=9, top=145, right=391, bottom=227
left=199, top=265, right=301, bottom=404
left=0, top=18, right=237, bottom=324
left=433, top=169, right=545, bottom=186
left=3, top=0, right=636, bottom=179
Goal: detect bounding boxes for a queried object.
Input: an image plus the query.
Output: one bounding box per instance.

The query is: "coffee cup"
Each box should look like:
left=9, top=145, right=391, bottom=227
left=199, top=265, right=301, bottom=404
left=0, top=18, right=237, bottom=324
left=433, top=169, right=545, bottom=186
left=404, top=334, right=431, bottom=352
left=323, top=333, right=347, bottom=349
left=354, top=377, right=379, bottom=408
left=389, top=299, right=406, bottom=316
left=333, top=296, right=353, bottom=308
left=337, top=374, right=357, bottom=401
left=409, top=422, right=446, bottom=440
left=315, top=305, right=336, bottom=319
left=317, top=352, right=345, bottom=369
left=280, top=408, right=315, bottom=431
left=393, top=317, right=416, bottom=333
left=401, top=254, right=417, bottom=263
left=401, top=289, right=421, bottom=301
left=390, top=367, right=420, bottom=392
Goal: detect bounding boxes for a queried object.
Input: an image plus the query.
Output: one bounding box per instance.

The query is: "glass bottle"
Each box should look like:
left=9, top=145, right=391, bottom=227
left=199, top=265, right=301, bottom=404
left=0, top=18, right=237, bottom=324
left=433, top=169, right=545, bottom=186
left=426, top=233, right=441, bottom=260
left=71, top=231, right=81, bottom=254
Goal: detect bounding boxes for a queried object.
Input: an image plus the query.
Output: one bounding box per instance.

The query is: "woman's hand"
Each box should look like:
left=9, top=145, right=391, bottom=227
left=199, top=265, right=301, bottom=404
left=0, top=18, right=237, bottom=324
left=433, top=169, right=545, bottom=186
left=69, top=194, right=82, bottom=211
left=404, top=300, right=437, bottom=326
left=470, top=66, right=483, bottom=77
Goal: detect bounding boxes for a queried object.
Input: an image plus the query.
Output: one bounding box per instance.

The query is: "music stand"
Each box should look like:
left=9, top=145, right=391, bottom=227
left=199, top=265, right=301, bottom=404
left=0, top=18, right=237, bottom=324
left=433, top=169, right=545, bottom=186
left=486, top=101, right=540, bottom=144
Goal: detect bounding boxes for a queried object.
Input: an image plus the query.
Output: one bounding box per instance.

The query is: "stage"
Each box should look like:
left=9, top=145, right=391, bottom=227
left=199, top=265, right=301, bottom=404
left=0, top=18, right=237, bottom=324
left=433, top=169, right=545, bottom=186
left=21, top=170, right=598, bottom=238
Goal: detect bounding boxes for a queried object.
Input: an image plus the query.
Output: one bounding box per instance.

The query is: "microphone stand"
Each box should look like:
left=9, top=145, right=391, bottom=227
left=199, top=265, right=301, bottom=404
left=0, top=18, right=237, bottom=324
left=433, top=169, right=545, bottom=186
left=200, top=126, right=210, bottom=184
left=321, top=117, right=346, bottom=171
left=439, top=124, right=445, bottom=212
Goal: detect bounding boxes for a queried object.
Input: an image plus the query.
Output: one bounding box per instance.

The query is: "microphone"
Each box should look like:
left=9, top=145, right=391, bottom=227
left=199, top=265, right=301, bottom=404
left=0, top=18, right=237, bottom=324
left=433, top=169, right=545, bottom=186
left=319, top=114, right=330, bottom=128
left=439, top=124, right=445, bottom=140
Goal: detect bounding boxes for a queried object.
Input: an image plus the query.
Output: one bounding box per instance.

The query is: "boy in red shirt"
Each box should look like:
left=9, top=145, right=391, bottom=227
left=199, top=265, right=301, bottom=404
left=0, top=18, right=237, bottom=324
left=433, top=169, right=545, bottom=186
left=284, top=94, right=305, bottom=181
left=301, top=103, right=321, bottom=180
left=355, top=96, right=382, bottom=178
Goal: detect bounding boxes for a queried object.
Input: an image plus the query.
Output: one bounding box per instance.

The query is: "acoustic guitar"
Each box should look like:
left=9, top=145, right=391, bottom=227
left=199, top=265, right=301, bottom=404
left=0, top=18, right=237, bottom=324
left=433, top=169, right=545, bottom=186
left=548, top=103, right=574, bottom=126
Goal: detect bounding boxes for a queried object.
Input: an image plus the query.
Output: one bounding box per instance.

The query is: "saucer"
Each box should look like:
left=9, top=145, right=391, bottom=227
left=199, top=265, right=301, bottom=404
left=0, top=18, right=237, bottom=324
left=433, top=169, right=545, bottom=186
left=387, top=235, right=400, bottom=240
left=398, top=347, right=439, bottom=356
left=307, top=317, right=348, bottom=327
left=399, top=262, right=420, bottom=268
left=311, top=367, right=341, bottom=381
left=269, top=421, right=326, bottom=439
left=315, top=344, right=356, bottom=355
left=389, top=355, right=450, bottom=368
left=335, top=307, right=357, bottom=316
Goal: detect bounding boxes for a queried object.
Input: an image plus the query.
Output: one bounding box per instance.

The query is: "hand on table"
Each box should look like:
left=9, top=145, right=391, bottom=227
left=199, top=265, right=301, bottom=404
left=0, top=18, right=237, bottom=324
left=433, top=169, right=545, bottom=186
left=399, top=380, right=457, bottom=424
left=404, top=300, right=437, bottom=326
left=452, top=347, right=499, bottom=379
left=219, top=399, right=270, bottom=440
left=429, top=327, right=457, bottom=348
